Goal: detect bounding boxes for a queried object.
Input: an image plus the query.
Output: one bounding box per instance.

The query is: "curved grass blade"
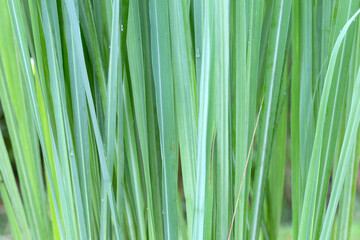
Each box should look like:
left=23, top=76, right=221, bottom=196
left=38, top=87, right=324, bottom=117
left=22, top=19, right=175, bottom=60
left=319, top=63, right=360, bottom=240
left=297, top=9, right=360, bottom=240
left=313, top=1, right=360, bottom=238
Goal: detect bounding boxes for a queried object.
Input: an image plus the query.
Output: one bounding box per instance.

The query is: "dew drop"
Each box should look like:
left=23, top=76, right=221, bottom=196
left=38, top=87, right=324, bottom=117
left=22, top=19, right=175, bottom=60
left=196, top=48, right=200, bottom=58
left=121, top=25, right=124, bottom=32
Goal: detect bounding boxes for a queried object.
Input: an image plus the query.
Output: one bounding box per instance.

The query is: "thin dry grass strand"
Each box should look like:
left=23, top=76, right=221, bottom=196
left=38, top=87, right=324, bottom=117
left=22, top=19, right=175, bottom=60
left=227, top=96, right=264, bottom=240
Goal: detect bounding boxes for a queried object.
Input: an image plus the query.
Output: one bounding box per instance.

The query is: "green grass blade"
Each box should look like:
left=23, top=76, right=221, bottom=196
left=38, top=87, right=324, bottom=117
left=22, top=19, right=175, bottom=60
left=213, top=0, right=231, bottom=238
left=169, top=0, right=198, bottom=237
left=265, top=60, right=288, bottom=240
left=346, top=21, right=360, bottom=237
left=3, top=0, right=360, bottom=239
left=126, top=0, right=156, bottom=237
left=192, top=0, right=215, bottom=238
left=144, top=64, right=164, bottom=240
left=41, top=0, right=84, bottom=237
left=244, top=2, right=264, bottom=236
left=116, top=66, right=125, bottom=238
left=65, top=14, right=92, bottom=240
left=79, top=0, right=107, bottom=108
left=62, top=0, right=121, bottom=237
left=149, top=0, right=179, bottom=238
left=0, top=16, right=47, bottom=240
left=193, top=0, right=202, bottom=86
left=123, top=75, right=147, bottom=240
left=99, top=0, right=121, bottom=237
left=124, top=184, right=137, bottom=239
left=0, top=69, right=32, bottom=240
left=291, top=1, right=301, bottom=238
left=299, top=0, right=314, bottom=198
left=319, top=63, right=360, bottom=240
left=246, top=0, right=264, bottom=161
left=313, top=1, right=360, bottom=238
left=233, top=0, right=248, bottom=237
left=298, top=9, right=360, bottom=240
left=248, top=0, right=291, bottom=238
left=1, top=2, right=67, bottom=238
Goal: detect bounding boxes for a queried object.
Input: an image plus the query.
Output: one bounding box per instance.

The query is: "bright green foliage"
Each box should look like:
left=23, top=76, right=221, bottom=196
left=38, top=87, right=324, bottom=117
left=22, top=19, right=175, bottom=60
left=0, top=0, right=360, bottom=239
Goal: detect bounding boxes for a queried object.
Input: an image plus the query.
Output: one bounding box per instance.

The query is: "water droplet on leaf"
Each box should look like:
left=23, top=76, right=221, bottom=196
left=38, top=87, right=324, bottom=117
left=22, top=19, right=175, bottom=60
left=196, top=48, right=200, bottom=58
